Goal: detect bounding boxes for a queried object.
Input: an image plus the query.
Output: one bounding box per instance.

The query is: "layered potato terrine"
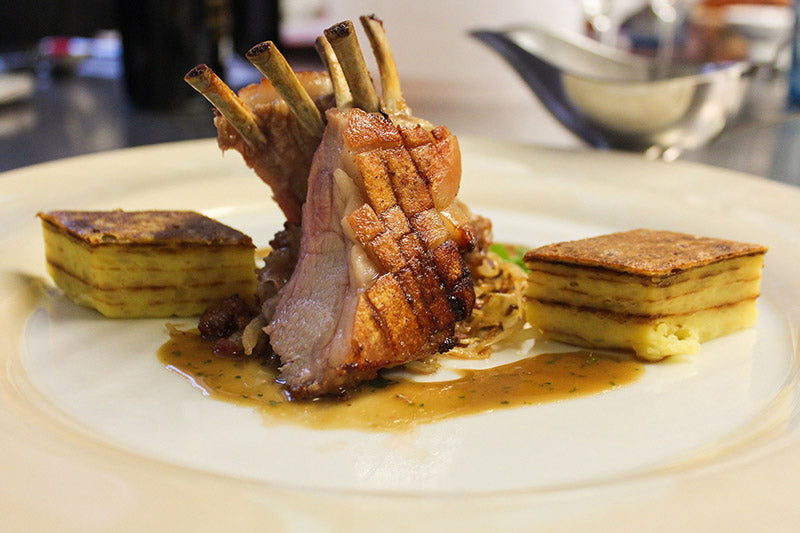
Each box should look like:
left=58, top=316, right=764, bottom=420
left=38, top=210, right=256, bottom=318
left=523, top=229, right=767, bottom=360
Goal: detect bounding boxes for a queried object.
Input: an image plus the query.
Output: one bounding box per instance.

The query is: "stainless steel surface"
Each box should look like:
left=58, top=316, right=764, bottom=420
left=683, top=115, right=800, bottom=187
left=0, top=75, right=216, bottom=173
left=680, top=71, right=800, bottom=187
left=0, top=47, right=319, bottom=173
left=472, top=24, right=751, bottom=155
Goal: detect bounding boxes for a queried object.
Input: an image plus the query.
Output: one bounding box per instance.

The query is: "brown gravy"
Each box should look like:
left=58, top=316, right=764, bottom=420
left=159, top=331, right=643, bottom=431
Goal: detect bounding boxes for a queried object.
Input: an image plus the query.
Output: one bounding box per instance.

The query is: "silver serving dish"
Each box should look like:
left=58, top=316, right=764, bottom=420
left=471, top=25, right=752, bottom=156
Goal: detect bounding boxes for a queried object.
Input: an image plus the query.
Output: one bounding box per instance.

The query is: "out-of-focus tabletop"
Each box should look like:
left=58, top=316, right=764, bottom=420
left=4, top=60, right=800, bottom=188
left=0, top=75, right=218, bottom=172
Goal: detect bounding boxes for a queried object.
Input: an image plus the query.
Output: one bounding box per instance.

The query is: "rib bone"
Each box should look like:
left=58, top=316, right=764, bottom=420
left=246, top=41, right=326, bottom=138
left=359, top=14, right=409, bottom=115
left=324, top=20, right=380, bottom=113
left=184, top=64, right=267, bottom=147
left=315, top=36, right=354, bottom=110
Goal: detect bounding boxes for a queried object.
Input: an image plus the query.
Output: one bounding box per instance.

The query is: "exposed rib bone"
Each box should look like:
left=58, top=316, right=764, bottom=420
left=359, top=14, right=409, bottom=115
left=324, top=20, right=380, bottom=113
left=246, top=41, right=326, bottom=138
left=315, top=36, right=354, bottom=110
left=184, top=64, right=266, bottom=147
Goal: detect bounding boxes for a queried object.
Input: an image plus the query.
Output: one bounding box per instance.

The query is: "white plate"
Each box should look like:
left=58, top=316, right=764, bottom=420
left=2, top=138, right=799, bottom=531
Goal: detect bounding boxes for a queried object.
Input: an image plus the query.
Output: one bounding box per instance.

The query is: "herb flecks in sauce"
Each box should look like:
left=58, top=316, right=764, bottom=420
left=159, top=332, right=642, bottom=432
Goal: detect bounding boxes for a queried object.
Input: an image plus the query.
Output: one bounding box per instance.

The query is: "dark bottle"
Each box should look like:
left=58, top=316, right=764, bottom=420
left=118, top=0, right=222, bottom=108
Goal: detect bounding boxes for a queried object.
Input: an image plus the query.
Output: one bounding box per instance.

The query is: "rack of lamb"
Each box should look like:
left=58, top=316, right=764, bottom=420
left=185, top=16, right=487, bottom=398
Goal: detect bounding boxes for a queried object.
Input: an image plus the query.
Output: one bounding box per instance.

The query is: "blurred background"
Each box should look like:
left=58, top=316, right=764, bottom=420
left=0, top=0, right=798, bottom=183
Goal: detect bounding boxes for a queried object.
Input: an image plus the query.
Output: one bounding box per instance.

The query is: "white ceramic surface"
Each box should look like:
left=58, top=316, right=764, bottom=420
left=1, top=138, right=799, bottom=531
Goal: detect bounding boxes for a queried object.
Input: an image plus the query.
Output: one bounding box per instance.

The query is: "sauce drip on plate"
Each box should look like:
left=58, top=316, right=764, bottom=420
left=159, top=332, right=642, bottom=431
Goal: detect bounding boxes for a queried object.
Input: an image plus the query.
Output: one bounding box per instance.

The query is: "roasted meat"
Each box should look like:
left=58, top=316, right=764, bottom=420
left=267, top=106, right=475, bottom=396
left=187, top=16, right=481, bottom=397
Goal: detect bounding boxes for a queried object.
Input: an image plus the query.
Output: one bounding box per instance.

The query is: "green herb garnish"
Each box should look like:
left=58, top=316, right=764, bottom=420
left=489, top=243, right=529, bottom=272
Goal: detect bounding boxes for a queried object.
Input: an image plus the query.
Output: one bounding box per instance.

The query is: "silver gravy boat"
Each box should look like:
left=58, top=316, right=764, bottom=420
left=471, top=25, right=751, bottom=156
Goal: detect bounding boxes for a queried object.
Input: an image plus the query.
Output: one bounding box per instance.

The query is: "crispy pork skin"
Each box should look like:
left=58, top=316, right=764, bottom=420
left=215, top=72, right=335, bottom=224
left=265, top=108, right=475, bottom=397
